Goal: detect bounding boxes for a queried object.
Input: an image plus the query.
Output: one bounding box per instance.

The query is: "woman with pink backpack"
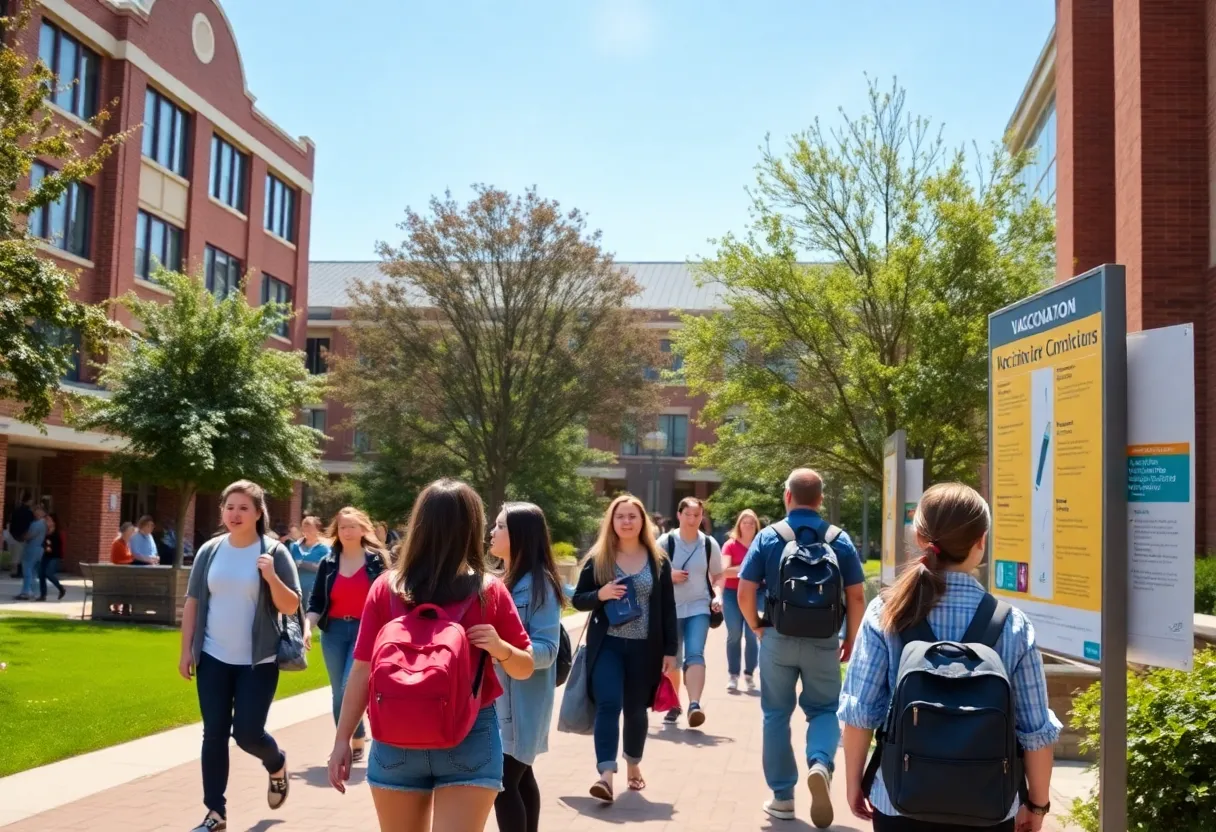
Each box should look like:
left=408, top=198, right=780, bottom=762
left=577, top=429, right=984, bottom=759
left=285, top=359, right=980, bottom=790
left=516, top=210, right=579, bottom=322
left=326, top=479, right=535, bottom=831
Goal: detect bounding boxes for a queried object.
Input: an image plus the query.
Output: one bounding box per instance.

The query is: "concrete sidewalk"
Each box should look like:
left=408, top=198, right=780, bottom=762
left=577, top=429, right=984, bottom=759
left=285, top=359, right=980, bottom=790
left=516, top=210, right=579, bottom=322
left=0, top=613, right=1083, bottom=831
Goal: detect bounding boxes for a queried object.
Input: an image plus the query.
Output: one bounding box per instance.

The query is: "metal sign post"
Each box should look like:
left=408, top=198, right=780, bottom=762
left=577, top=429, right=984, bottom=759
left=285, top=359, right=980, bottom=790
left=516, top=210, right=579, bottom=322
left=881, top=431, right=906, bottom=587
left=987, top=264, right=1127, bottom=831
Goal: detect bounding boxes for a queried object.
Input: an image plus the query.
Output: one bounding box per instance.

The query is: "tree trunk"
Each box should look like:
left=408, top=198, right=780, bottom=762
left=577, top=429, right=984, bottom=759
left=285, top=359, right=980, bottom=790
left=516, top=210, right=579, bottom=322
left=172, top=485, right=196, bottom=572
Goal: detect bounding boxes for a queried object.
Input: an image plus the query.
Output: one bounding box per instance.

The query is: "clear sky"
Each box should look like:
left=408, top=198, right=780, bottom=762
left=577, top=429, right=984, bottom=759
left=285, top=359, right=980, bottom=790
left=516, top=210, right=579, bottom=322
left=223, top=1, right=1054, bottom=263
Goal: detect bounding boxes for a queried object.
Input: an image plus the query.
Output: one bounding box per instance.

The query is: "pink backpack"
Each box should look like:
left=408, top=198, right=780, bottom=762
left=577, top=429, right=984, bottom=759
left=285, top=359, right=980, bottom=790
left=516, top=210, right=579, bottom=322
left=367, top=593, right=488, bottom=749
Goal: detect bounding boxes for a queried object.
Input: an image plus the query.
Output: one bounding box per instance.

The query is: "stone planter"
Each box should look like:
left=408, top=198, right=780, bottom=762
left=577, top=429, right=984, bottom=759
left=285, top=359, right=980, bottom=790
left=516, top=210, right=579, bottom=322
left=1043, top=657, right=1100, bottom=762
left=556, top=561, right=579, bottom=590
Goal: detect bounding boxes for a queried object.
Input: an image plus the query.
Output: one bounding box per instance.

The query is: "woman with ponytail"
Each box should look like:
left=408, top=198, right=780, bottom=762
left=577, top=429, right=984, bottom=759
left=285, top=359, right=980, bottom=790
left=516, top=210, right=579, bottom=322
left=179, top=480, right=303, bottom=832
left=838, top=483, right=1060, bottom=832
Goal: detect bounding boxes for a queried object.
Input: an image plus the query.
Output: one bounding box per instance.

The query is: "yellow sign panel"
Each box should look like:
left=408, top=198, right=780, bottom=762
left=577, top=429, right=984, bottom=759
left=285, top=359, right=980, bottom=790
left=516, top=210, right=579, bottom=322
left=990, top=312, right=1103, bottom=614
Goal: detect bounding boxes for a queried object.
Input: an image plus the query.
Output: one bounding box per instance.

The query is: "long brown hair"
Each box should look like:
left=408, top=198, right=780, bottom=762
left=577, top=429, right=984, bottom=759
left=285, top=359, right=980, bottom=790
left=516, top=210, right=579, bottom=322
left=499, top=502, right=568, bottom=610
left=880, top=483, right=990, bottom=633
left=585, top=493, right=663, bottom=585
left=325, top=506, right=390, bottom=562
left=389, top=479, right=486, bottom=606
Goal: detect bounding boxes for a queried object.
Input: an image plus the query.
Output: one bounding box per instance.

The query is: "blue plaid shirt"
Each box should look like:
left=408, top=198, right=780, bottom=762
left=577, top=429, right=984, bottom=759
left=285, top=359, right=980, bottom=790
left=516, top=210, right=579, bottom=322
left=838, top=572, right=1062, bottom=819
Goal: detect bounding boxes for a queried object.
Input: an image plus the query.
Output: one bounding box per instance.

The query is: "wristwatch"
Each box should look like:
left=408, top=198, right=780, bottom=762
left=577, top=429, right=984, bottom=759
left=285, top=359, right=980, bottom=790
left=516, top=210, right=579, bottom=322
left=1024, top=798, right=1050, bottom=817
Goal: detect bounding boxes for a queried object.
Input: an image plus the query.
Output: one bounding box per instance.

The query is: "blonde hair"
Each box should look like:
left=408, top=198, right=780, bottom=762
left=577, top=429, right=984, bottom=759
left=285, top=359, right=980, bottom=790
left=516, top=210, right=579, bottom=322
left=585, top=493, right=664, bottom=585
left=728, top=509, right=761, bottom=543
left=326, top=506, right=390, bottom=562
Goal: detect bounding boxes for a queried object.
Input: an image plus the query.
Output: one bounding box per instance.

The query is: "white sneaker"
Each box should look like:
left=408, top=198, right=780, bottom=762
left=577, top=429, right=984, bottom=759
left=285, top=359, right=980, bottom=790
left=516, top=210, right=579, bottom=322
left=806, top=763, right=833, bottom=829
left=763, top=798, right=796, bottom=821
left=727, top=675, right=739, bottom=692
left=745, top=674, right=758, bottom=693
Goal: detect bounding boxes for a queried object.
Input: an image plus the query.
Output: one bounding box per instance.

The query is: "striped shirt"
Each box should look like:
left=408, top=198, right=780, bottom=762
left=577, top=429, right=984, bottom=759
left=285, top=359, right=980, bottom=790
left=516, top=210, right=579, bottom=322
left=837, top=572, right=1062, bottom=819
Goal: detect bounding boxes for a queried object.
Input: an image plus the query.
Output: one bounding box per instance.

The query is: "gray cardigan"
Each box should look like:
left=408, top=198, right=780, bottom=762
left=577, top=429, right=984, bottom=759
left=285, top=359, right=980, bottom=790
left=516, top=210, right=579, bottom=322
left=186, top=534, right=302, bottom=666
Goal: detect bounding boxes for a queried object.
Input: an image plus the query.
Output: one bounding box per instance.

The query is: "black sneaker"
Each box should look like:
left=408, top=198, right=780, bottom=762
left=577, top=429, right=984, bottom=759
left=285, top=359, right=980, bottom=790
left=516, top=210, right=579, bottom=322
left=268, top=758, right=289, bottom=810
left=663, top=707, right=682, bottom=725
left=58, top=587, right=67, bottom=600
left=191, top=813, right=226, bottom=831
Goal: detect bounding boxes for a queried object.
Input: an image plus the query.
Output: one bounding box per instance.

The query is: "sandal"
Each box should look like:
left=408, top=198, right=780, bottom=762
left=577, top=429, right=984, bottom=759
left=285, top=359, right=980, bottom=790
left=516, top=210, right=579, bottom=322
left=590, top=779, right=614, bottom=803
left=628, top=776, right=646, bottom=791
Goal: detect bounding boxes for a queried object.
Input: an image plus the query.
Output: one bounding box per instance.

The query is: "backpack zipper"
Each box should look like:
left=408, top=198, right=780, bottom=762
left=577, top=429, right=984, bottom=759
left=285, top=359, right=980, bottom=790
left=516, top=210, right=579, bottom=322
left=904, top=754, right=909, bottom=771
left=913, top=706, right=918, bottom=726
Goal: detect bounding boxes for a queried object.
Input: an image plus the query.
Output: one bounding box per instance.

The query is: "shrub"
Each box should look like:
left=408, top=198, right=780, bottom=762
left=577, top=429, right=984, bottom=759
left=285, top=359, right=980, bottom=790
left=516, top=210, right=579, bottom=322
left=552, top=542, right=578, bottom=563
left=1068, top=649, right=1216, bottom=831
left=1196, top=557, right=1216, bottom=616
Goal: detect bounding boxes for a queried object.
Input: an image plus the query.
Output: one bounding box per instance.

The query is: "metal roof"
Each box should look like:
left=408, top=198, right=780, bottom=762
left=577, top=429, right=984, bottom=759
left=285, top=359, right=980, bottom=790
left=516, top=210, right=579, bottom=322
left=306, top=261, right=728, bottom=312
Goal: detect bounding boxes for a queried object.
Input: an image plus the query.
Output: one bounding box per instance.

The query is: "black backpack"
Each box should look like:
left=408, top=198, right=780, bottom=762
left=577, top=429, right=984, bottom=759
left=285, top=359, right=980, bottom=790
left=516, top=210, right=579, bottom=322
left=863, top=593, right=1023, bottom=827
left=765, top=520, right=845, bottom=638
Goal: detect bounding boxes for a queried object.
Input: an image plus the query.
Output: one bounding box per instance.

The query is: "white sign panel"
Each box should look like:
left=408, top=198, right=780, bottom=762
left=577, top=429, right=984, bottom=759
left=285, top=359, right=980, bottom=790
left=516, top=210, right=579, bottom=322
left=1126, top=324, right=1195, bottom=670
left=904, top=458, right=924, bottom=559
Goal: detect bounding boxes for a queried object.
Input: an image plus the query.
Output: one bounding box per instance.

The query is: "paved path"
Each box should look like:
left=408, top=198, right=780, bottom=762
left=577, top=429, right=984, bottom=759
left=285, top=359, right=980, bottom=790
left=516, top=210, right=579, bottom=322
left=0, top=610, right=1083, bottom=831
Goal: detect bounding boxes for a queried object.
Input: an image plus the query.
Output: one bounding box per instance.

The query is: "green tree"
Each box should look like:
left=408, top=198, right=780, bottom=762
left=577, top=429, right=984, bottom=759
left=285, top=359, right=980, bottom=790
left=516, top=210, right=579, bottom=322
left=336, top=185, right=658, bottom=514
left=677, top=78, right=1054, bottom=489
left=72, top=270, right=326, bottom=566
left=0, top=4, right=126, bottom=424
left=505, top=426, right=610, bottom=546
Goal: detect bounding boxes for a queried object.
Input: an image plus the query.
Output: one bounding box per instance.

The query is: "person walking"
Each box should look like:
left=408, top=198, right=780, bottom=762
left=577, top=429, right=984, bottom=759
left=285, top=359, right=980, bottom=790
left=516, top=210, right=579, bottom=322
left=305, top=506, right=389, bottom=765
left=37, top=512, right=66, bottom=601
left=327, top=479, right=534, bottom=832
left=572, top=494, right=678, bottom=803
left=737, top=468, right=866, bottom=827
left=655, top=497, right=723, bottom=727
left=722, top=509, right=760, bottom=693
left=289, top=516, right=330, bottom=601
left=490, top=502, right=566, bottom=832
left=8, top=492, right=34, bottom=581
left=15, top=505, right=47, bottom=600
left=839, top=483, right=1060, bottom=832
left=178, top=480, right=304, bottom=832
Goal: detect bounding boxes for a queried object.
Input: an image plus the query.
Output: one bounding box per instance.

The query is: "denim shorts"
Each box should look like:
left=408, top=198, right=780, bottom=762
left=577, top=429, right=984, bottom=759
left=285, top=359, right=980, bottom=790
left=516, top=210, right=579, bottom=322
left=673, top=613, right=711, bottom=669
left=367, top=706, right=504, bottom=793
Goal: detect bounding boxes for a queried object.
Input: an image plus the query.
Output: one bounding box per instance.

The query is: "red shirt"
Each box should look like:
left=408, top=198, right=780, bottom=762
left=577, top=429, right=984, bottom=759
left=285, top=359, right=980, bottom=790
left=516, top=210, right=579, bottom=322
left=353, top=573, right=530, bottom=708
left=328, top=567, right=372, bottom=620
left=723, top=538, right=749, bottom=590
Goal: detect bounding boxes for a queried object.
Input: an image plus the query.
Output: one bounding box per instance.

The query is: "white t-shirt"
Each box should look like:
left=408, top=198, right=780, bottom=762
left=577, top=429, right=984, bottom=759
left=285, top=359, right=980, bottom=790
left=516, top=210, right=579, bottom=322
left=202, top=536, right=273, bottom=666
left=658, top=530, right=723, bottom=619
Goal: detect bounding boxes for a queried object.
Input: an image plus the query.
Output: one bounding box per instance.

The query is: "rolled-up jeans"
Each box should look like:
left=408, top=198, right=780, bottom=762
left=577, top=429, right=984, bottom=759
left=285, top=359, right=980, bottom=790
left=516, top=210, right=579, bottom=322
left=722, top=588, right=758, bottom=677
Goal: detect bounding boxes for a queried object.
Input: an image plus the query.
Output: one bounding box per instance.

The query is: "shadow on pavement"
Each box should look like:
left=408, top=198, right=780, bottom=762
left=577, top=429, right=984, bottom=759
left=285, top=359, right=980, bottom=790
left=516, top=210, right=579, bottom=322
left=294, top=764, right=367, bottom=789
left=647, top=725, right=735, bottom=747
left=239, top=821, right=285, bottom=832
left=759, top=820, right=865, bottom=832
left=559, top=794, right=675, bottom=823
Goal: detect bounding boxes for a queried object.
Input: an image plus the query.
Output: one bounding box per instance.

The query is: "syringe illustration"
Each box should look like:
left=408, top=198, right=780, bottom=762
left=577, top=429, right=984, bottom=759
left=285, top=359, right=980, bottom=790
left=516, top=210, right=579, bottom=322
left=1034, top=390, right=1051, bottom=490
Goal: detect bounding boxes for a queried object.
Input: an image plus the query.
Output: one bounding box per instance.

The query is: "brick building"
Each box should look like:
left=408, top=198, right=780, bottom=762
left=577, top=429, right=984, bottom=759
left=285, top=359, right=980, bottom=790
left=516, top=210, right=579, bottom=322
left=306, top=261, right=724, bottom=523
left=1, top=0, right=314, bottom=571
left=1007, top=0, right=1214, bottom=550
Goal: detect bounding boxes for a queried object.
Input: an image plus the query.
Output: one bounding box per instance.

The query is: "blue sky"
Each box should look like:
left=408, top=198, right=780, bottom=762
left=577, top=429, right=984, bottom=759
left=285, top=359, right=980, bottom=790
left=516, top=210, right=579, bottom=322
left=224, top=1, right=1054, bottom=262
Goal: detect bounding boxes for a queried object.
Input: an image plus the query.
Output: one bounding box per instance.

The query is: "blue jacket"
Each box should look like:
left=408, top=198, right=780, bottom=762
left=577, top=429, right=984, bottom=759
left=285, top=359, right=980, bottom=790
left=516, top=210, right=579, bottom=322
left=494, top=572, right=562, bottom=765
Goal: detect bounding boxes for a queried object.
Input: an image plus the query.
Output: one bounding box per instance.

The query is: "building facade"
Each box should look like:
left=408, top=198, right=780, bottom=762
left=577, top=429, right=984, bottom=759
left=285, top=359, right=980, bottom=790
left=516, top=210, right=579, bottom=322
left=306, top=261, right=724, bottom=523
left=1, top=0, right=314, bottom=571
left=1008, top=0, right=1214, bottom=550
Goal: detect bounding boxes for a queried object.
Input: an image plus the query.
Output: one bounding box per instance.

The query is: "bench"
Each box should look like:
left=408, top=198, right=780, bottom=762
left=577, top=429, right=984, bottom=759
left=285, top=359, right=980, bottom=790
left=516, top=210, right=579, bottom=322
left=80, top=563, right=190, bottom=625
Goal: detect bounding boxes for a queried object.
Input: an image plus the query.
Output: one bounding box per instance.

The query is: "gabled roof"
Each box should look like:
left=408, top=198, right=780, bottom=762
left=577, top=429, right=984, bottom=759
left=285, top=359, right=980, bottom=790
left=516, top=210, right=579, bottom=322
left=306, top=261, right=728, bottom=312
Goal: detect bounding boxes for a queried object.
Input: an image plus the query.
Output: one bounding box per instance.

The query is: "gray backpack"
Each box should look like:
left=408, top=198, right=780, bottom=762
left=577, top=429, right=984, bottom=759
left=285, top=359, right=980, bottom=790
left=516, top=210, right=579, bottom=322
left=862, top=594, right=1023, bottom=826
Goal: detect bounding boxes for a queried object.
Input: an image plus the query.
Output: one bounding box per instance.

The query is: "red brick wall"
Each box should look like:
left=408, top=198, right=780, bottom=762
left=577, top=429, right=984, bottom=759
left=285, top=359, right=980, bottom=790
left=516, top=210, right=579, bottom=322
left=64, top=452, right=122, bottom=568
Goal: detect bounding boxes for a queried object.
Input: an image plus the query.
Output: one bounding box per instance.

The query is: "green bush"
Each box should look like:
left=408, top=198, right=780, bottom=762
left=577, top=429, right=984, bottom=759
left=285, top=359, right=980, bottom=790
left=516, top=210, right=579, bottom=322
left=552, top=542, right=578, bottom=563
left=1068, top=649, right=1216, bottom=831
left=1196, top=557, right=1216, bottom=616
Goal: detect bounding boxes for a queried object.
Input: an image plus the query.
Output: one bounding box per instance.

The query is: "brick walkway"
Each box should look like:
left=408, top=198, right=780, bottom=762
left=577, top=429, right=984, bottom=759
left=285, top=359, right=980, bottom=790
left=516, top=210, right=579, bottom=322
left=2, top=622, right=1077, bottom=831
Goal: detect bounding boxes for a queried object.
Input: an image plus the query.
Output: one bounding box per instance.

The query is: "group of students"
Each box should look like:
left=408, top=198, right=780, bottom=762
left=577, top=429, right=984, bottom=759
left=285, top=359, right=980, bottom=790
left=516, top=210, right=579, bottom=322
left=6, top=491, right=66, bottom=601
left=175, top=467, right=1060, bottom=832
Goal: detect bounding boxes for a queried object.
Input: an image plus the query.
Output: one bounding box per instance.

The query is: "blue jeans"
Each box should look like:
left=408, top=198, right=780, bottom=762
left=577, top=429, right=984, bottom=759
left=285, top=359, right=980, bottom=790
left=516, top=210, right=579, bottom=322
left=722, top=589, right=758, bottom=677
left=19, top=544, right=40, bottom=596
left=759, top=629, right=841, bottom=800
left=320, top=618, right=365, bottom=740
left=673, top=613, right=711, bottom=670
left=591, top=635, right=651, bottom=773
left=369, top=706, right=503, bottom=793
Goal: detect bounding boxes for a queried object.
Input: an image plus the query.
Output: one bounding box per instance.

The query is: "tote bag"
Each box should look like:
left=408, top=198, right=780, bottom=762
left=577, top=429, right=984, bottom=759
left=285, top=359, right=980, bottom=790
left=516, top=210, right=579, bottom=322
left=557, top=619, right=594, bottom=735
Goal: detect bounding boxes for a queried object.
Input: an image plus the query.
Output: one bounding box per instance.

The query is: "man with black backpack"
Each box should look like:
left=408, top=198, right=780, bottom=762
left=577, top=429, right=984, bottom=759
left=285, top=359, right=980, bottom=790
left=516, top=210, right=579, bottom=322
left=737, top=469, right=866, bottom=827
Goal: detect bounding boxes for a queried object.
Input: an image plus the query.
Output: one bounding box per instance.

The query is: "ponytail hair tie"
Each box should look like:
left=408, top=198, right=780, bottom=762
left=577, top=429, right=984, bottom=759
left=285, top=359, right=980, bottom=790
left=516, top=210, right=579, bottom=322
left=925, top=542, right=941, bottom=556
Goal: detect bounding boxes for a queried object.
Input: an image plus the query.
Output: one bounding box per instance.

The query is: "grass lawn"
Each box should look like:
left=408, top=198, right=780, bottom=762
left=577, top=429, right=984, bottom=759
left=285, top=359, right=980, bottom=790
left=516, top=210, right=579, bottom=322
left=863, top=558, right=880, bottom=580
left=0, top=613, right=329, bottom=777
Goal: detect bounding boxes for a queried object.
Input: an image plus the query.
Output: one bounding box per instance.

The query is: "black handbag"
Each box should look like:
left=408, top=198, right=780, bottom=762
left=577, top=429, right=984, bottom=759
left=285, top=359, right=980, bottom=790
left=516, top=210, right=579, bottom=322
left=555, top=625, right=572, bottom=687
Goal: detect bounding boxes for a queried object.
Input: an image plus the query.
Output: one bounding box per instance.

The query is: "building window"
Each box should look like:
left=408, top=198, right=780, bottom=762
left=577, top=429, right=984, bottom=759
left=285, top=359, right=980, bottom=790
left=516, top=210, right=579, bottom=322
left=264, top=174, right=296, bottom=242
left=620, top=414, right=688, bottom=457
left=142, top=87, right=189, bottom=176
left=38, top=19, right=100, bottom=120
left=1019, top=99, right=1057, bottom=206
left=34, top=322, right=82, bottom=383
left=29, top=162, right=92, bottom=258
left=353, top=430, right=372, bottom=454
left=305, top=337, right=330, bottom=374
left=209, top=134, right=248, bottom=213
left=261, top=274, right=292, bottom=338
left=305, top=408, right=326, bottom=433
left=134, top=210, right=183, bottom=280
left=203, top=244, right=241, bottom=299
